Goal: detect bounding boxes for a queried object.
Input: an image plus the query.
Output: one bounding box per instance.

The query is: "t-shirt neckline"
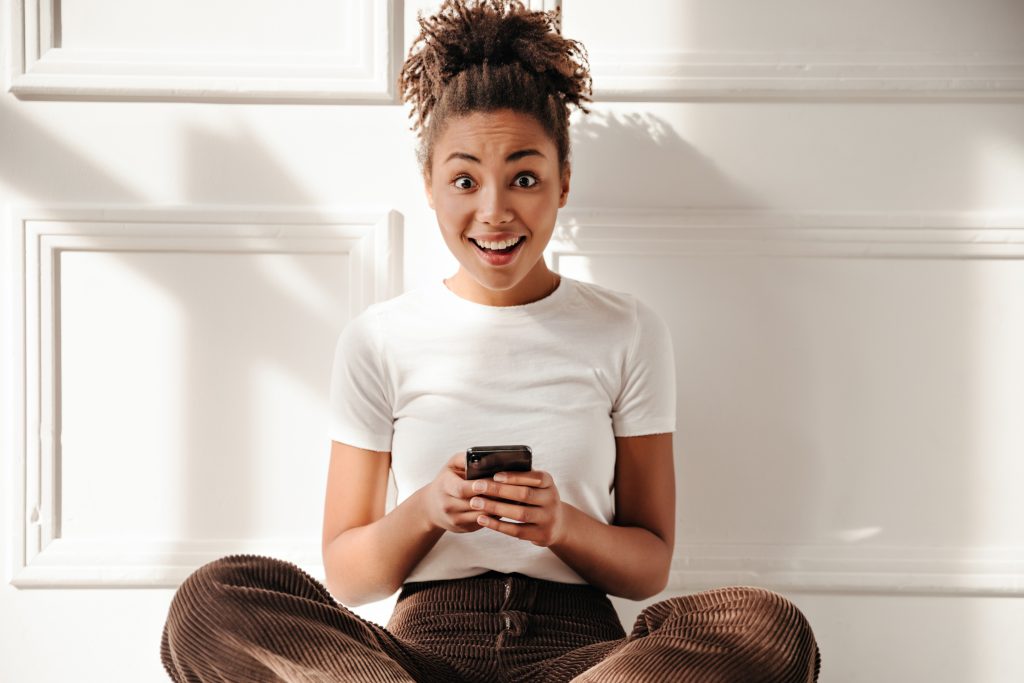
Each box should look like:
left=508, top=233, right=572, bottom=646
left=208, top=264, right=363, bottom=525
left=433, top=274, right=574, bottom=317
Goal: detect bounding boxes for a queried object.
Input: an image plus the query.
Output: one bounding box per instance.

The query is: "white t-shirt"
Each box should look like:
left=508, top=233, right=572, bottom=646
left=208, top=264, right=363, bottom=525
left=327, top=275, right=676, bottom=584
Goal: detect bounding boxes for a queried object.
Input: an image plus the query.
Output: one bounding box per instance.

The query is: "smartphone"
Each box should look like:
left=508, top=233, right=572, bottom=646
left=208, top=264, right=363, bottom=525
left=465, top=445, right=533, bottom=480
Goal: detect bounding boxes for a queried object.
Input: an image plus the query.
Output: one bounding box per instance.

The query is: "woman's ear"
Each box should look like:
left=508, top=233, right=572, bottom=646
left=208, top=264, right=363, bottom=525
left=559, top=164, right=571, bottom=208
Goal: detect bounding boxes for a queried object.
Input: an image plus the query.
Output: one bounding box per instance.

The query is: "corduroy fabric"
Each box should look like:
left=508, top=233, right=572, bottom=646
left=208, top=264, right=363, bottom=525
left=161, top=553, right=821, bottom=682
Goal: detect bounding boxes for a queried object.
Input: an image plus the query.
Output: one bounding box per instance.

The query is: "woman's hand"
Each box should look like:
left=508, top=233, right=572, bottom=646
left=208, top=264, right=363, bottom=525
left=422, top=452, right=493, bottom=534
left=468, top=469, right=567, bottom=547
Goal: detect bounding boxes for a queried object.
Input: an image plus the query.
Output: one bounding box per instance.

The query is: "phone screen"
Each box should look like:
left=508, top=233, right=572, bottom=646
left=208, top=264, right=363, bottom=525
left=465, top=445, right=533, bottom=480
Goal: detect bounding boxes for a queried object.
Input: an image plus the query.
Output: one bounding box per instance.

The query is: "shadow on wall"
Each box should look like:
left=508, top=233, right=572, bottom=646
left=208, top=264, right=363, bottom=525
left=567, top=108, right=765, bottom=209
left=562, top=108, right=767, bottom=630
left=565, top=108, right=846, bottom=636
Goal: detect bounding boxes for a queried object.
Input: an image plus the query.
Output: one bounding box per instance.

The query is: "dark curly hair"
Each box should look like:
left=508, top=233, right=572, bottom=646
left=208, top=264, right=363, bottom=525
left=398, top=0, right=593, bottom=180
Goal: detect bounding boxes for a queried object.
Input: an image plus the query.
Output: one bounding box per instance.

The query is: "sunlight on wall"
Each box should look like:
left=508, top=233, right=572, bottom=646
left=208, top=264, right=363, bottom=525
left=254, top=252, right=349, bottom=329
left=552, top=253, right=593, bottom=284
left=966, top=264, right=1024, bottom=547
left=966, top=131, right=1024, bottom=682
left=59, top=251, right=187, bottom=537
left=834, top=526, right=883, bottom=543
left=250, top=358, right=331, bottom=537
left=970, top=132, right=1024, bottom=210
left=967, top=132, right=1024, bottom=551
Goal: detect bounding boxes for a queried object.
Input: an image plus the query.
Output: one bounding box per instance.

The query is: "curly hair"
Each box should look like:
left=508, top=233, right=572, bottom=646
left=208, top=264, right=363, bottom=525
left=398, top=0, right=593, bottom=180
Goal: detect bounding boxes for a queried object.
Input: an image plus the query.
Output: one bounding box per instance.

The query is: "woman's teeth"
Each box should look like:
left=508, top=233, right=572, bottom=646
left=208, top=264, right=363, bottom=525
left=472, top=236, right=524, bottom=252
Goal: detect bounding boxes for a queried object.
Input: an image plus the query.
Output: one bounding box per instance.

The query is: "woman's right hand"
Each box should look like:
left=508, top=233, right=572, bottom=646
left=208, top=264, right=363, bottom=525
left=422, top=452, right=492, bottom=534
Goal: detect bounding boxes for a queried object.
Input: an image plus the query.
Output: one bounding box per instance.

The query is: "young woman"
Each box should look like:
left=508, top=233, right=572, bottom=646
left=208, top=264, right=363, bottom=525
left=160, top=2, right=821, bottom=681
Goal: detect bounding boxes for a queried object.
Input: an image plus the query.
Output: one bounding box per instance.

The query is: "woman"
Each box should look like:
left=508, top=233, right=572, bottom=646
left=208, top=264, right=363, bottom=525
left=160, top=1, right=822, bottom=681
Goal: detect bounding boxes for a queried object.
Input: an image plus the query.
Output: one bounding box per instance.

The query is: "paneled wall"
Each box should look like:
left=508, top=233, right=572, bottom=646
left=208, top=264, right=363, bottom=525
left=1, top=1, right=1022, bottom=681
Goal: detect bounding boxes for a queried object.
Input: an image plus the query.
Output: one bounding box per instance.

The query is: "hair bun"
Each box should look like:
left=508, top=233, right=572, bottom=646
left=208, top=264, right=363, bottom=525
left=400, top=0, right=592, bottom=135
left=431, top=1, right=559, bottom=71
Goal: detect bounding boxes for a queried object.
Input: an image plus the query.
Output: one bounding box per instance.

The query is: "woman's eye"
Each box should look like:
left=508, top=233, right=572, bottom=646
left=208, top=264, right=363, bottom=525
left=451, top=173, right=538, bottom=190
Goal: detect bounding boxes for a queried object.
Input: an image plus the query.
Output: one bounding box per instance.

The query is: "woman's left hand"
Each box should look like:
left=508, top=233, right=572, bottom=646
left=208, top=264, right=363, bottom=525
left=468, top=470, right=567, bottom=547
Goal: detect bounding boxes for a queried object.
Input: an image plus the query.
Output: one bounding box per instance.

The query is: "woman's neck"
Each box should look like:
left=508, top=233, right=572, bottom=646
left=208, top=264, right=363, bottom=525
left=444, top=267, right=561, bottom=307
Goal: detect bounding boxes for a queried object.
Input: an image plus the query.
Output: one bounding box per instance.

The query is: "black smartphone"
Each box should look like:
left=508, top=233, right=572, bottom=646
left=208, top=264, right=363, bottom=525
left=465, top=445, right=533, bottom=480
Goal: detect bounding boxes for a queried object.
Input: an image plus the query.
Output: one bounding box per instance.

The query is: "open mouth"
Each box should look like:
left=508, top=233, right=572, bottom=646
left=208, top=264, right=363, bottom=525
left=469, top=235, right=526, bottom=255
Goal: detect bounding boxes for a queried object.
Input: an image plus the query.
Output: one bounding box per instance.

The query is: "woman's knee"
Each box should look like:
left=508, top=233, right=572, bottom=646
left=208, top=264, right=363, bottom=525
left=706, top=586, right=819, bottom=680
left=176, top=555, right=263, bottom=601
left=663, top=585, right=815, bottom=641
left=646, top=586, right=820, bottom=680
left=162, top=555, right=260, bottom=672
left=167, top=554, right=312, bottom=626
left=166, top=555, right=248, bottom=627
left=729, top=586, right=814, bottom=635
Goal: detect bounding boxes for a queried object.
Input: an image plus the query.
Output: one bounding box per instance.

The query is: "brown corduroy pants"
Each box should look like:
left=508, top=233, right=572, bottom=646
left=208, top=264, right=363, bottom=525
left=160, top=554, right=821, bottom=682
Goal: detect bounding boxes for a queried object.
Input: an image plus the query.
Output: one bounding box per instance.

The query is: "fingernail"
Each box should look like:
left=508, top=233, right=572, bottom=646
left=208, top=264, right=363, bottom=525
left=472, top=480, right=486, bottom=492
left=470, top=497, right=483, bottom=509
left=493, top=473, right=507, bottom=482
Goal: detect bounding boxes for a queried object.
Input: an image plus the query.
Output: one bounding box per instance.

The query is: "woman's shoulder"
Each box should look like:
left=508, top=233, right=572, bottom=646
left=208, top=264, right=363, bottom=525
left=568, top=277, right=640, bottom=319
left=569, top=279, right=671, bottom=345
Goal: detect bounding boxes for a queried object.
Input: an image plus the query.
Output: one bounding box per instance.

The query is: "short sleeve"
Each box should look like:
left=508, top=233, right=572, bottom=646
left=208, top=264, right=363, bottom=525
left=327, top=308, right=394, bottom=452
left=611, top=298, right=677, bottom=437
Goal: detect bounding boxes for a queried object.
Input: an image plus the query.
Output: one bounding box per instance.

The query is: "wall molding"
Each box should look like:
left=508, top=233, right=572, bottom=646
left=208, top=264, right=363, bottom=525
left=9, top=538, right=327, bottom=588
left=6, top=205, right=401, bottom=588
left=551, top=208, right=1024, bottom=261
left=6, top=0, right=398, bottom=102
left=668, top=543, right=1024, bottom=597
left=552, top=207, right=1024, bottom=596
left=586, top=50, right=1024, bottom=101
left=10, top=0, right=1019, bottom=101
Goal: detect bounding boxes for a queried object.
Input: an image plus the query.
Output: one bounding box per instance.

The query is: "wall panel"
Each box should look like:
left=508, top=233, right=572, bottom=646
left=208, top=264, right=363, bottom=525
left=562, top=0, right=1024, bottom=99
left=552, top=208, right=1024, bottom=596
left=8, top=0, right=398, bottom=101
left=8, top=206, right=401, bottom=587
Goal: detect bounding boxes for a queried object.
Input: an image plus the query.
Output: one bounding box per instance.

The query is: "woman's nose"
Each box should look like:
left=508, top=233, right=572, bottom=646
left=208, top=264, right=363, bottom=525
left=476, top=185, right=514, bottom=224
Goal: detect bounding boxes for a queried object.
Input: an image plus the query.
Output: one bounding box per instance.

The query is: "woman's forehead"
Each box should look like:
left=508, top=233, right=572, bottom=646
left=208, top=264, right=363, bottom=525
left=435, top=111, right=555, bottom=158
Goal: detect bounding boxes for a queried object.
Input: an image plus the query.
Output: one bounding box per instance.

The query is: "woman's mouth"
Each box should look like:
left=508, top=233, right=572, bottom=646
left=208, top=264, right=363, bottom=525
left=469, top=235, right=526, bottom=266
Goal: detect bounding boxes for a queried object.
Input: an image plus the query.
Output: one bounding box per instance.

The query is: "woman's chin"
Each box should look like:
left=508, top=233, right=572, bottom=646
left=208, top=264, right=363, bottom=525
left=468, top=269, right=524, bottom=291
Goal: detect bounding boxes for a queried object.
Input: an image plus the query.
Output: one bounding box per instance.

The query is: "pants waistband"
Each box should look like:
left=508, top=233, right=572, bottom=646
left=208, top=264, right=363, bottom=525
left=397, top=570, right=616, bottom=617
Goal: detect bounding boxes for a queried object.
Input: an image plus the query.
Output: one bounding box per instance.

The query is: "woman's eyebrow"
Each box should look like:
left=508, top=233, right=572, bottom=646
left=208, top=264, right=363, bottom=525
left=444, top=149, right=546, bottom=164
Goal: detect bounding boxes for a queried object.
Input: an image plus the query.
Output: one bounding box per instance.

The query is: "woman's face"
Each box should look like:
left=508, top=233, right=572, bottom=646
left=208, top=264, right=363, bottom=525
left=425, top=108, right=570, bottom=305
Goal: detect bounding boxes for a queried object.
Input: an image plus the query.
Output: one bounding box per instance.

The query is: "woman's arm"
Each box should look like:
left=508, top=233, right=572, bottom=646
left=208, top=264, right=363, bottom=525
left=322, top=440, right=445, bottom=606
left=548, top=432, right=675, bottom=601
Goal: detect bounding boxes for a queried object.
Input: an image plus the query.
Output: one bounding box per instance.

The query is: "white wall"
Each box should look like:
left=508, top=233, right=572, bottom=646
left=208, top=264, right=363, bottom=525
left=1, top=1, right=1022, bottom=681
